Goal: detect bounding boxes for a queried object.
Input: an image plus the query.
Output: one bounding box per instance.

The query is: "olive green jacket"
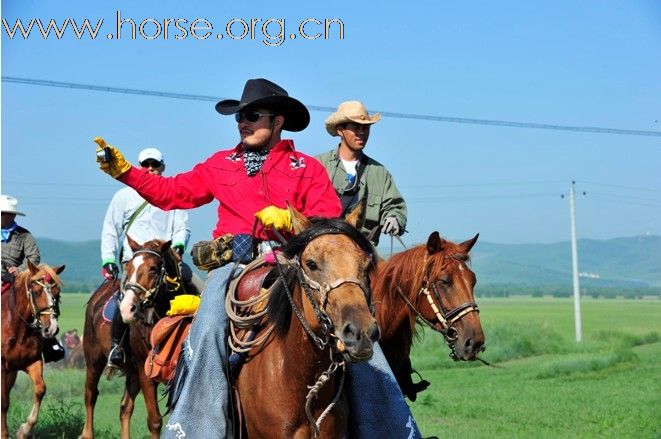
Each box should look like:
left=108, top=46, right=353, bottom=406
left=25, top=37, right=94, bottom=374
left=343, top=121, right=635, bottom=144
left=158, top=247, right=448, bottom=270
left=1, top=226, right=41, bottom=278
left=316, top=148, right=407, bottom=245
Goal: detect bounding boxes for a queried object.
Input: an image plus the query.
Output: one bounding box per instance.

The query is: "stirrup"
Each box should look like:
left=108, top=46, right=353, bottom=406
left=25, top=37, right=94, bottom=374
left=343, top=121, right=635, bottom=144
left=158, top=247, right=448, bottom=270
left=105, top=346, right=126, bottom=379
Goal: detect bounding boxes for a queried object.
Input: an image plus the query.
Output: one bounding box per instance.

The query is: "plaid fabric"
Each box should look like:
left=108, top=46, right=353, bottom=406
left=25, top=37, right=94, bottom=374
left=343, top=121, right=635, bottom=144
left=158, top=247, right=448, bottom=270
left=232, top=234, right=254, bottom=263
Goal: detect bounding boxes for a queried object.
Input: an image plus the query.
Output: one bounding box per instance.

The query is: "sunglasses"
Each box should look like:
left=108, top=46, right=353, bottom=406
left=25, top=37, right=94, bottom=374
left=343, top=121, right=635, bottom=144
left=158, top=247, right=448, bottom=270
left=140, top=159, right=162, bottom=168
left=235, top=111, right=275, bottom=123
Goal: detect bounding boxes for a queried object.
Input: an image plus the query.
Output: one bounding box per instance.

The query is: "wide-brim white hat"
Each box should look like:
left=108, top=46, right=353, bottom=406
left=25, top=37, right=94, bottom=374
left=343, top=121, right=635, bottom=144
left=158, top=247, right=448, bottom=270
left=325, top=100, right=381, bottom=136
left=0, top=195, right=25, bottom=216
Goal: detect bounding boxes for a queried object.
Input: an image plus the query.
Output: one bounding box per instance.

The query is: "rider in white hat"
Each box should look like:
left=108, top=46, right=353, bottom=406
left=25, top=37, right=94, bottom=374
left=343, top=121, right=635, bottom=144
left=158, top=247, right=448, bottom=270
left=1, top=195, right=39, bottom=279
left=100, top=147, right=202, bottom=371
left=2, top=195, right=66, bottom=362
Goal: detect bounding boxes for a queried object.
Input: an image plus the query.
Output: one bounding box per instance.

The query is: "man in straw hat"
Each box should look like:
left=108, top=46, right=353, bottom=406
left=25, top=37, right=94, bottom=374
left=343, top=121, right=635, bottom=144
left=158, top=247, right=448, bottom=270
left=100, top=147, right=201, bottom=372
left=317, top=100, right=407, bottom=246
left=1, top=194, right=66, bottom=362
left=93, top=79, right=423, bottom=438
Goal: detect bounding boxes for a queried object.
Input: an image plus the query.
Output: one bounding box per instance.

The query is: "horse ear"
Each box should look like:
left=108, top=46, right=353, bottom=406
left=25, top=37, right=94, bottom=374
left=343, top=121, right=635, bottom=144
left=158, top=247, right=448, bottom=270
left=127, top=235, right=141, bottom=252
left=287, top=202, right=311, bottom=234
left=345, top=200, right=366, bottom=230
left=160, top=240, right=172, bottom=254
left=28, top=259, right=39, bottom=274
left=53, top=265, right=65, bottom=275
left=426, top=232, right=442, bottom=254
left=459, top=233, right=479, bottom=253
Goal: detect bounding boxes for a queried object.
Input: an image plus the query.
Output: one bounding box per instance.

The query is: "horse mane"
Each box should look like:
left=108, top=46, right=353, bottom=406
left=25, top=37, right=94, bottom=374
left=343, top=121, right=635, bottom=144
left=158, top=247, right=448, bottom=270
left=14, top=264, right=63, bottom=288
left=267, top=217, right=376, bottom=334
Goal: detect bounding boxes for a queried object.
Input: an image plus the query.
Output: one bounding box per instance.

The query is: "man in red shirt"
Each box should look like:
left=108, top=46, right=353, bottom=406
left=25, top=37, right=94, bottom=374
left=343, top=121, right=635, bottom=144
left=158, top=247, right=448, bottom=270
left=95, top=78, right=343, bottom=437
left=95, top=78, right=423, bottom=439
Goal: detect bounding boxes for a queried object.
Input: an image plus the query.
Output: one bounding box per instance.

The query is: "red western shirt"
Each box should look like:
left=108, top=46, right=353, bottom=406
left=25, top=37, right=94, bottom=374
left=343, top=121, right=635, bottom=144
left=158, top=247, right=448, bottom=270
left=120, top=140, right=342, bottom=240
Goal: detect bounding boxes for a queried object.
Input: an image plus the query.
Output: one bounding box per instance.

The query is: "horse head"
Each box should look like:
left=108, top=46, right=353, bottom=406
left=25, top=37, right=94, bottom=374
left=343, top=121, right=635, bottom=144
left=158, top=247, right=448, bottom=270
left=120, top=236, right=180, bottom=324
left=23, top=260, right=65, bottom=338
left=269, top=205, right=380, bottom=362
left=414, top=232, right=484, bottom=360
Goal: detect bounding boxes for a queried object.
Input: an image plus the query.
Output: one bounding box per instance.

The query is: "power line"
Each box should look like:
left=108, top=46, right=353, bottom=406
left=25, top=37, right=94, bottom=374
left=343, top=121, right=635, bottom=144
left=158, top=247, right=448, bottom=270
left=4, top=76, right=661, bottom=138
left=579, top=181, right=661, bottom=193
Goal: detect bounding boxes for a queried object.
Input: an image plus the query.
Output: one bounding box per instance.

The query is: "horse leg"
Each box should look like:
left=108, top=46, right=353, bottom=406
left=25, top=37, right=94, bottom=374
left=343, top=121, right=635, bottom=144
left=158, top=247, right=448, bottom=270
left=1, top=368, right=18, bottom=439
left=17, top=361, right=45, bottom=439
left=119, top=373, right=140, bottom=439
left=79, top=362, right=104, bottom=439
left=138, top=370, right=162, bottom=438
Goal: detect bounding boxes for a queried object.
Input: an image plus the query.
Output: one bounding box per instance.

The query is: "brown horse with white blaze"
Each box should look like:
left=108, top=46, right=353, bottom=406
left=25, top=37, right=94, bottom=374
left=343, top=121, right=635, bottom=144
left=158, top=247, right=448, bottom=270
left=232, top=207, right=380, bottom=438
left=79, top=238, right=183, bottom=439
left=372, top=232, right=485, bottom=401
left=1, top=261, right=64, bottom=439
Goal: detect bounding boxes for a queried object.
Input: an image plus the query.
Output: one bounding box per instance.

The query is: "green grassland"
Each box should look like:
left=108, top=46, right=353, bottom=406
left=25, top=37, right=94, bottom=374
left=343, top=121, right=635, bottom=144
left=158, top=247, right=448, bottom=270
left=6, top=295, right=661, bottom=438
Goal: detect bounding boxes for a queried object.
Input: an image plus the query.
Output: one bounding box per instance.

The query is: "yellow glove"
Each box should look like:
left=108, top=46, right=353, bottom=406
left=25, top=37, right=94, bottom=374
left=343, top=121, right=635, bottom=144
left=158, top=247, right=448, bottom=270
left=166, top=294, right=201, bottom=316
left=94, top=137, right=132, bottom=179
left=255, top=206, right=292, bottom=231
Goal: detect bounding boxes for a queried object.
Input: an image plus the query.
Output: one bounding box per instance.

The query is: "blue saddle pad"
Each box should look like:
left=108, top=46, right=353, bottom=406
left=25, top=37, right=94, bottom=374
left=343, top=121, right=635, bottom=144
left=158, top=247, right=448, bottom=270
left=102, top=290, right=121, bottom=323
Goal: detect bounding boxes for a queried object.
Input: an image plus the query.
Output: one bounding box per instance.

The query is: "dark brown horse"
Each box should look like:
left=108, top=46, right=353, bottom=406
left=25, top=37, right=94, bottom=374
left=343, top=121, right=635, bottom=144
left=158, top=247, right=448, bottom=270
left=79, top=238, right=184, bottom=439
left=372, top=232, right=485, bottom=401
left=1, top=261, right=64, bottom=439
left=231, top=208, right=380, bottom=438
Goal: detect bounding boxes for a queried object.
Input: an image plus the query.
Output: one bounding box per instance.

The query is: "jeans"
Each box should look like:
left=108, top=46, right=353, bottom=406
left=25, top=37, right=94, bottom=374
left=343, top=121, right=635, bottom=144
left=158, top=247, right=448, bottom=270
left=164, top=265, right=234, bottom=439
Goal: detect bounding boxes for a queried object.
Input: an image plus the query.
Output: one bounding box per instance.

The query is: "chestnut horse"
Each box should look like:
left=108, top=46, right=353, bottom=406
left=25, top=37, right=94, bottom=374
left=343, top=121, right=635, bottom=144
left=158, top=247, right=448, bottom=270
left=372, top=232, right=485, bottom=401
left=1, top=261, right=64, bottom=439
left=231, top=209, right=380, bottom=438
left=79, top=238, right=184, bottom=439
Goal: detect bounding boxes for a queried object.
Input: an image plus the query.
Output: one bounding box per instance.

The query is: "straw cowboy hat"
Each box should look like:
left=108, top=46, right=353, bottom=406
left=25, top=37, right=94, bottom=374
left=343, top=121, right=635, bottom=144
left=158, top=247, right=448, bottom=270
left=0, top=195, right=25, bottom=216
left=215, top=78, right=310, bottom=132
left=325, top=101, right=381, bottom=136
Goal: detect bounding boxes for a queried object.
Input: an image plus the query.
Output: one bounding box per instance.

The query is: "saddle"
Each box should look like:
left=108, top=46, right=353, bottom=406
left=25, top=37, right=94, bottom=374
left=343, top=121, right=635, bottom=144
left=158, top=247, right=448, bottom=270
left=144, top=314, right=193, bottom=384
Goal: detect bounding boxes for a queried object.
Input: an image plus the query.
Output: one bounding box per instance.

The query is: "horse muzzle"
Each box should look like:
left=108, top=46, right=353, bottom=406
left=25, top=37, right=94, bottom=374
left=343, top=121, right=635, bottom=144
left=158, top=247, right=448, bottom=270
left=336, top=319, right=380, bottom=362
left=451, top=326, right=485, bottom=361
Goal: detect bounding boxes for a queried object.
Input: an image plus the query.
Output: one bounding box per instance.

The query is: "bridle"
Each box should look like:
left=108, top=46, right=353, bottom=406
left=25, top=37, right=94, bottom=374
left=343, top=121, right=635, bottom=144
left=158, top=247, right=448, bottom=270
left=121, top=248, right=182, bottom=320
left=270, top=229, right=373, bottom=437
left=396, top=255, right=479, bottom=360
left=288, top=254, right=371, bottom=352
left=12, top=273, right=60, bottom=332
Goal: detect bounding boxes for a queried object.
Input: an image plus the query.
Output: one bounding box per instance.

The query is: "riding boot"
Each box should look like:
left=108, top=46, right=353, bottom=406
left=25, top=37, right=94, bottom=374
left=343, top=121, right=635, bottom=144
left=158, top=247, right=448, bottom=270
left=107, top=306, right=128, bottom=369
left=42, top=338, right=66, bottom=363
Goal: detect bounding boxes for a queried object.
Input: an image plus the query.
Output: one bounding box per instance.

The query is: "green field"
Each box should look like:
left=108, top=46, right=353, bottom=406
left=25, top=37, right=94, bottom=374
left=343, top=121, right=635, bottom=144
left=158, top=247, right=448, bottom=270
left=6, top=295, right=661, bottom=438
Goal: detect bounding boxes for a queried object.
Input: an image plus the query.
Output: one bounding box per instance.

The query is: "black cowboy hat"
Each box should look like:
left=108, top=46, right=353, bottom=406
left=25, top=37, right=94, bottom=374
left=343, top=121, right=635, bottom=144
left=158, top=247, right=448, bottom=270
left=215, top=78, right=310, bottom=132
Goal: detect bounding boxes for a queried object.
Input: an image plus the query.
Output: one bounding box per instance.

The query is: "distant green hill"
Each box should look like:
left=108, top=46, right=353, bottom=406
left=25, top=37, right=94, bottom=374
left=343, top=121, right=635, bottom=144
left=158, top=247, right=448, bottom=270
left=37, top=235, right=661, bottom=293
left=472, top=235, right=661, bottom=288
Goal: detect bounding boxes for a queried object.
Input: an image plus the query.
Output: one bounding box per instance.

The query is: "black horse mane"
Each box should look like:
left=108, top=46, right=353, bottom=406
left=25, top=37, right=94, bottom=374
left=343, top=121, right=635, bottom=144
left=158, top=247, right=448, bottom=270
left=267, top=217, right=375, bottom=334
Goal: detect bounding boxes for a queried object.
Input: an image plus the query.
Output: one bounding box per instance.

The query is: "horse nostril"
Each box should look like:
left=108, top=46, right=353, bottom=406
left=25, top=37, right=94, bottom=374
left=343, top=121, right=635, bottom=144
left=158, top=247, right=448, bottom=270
left=367, top=321, right=380, bottom=342
left=342, top=323, right=359, bottom=341
left=130, top=305, right=136, bottom=313
left=464, top=337, right=474, bottom=353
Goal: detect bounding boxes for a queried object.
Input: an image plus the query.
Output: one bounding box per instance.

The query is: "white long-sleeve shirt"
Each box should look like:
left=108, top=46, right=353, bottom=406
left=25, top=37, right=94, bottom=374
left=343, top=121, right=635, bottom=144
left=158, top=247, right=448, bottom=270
left=101, top=187, right=190, bottom=265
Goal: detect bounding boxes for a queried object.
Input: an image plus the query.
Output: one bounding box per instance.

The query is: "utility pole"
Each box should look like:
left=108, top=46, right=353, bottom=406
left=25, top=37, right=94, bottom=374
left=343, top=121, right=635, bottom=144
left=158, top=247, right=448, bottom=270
left=569, top=180, right=582, bottom=342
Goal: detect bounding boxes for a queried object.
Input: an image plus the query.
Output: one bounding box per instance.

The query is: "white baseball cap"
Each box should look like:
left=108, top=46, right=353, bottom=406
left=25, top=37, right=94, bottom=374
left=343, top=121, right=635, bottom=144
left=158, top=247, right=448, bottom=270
left=138, top=148, right=164, bottom=165
left=0, top=195, right=26, bottom=216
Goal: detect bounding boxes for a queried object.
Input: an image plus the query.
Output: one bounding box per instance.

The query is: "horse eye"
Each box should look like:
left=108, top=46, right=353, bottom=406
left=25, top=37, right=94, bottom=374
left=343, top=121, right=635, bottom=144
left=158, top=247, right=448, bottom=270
left=437, top=278, right=451, bottom=287
left=305, top=260, right=318, bottom=271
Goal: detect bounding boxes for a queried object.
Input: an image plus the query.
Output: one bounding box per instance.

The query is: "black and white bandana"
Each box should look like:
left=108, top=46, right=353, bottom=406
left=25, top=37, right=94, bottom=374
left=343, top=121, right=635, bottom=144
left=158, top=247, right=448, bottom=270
left=243, top=149, right=268, bottom=176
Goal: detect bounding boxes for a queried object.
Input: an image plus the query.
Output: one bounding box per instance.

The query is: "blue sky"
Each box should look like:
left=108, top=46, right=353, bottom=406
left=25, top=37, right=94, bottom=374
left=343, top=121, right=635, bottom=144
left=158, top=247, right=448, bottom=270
left=2, top=0, right=660, bottom=252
